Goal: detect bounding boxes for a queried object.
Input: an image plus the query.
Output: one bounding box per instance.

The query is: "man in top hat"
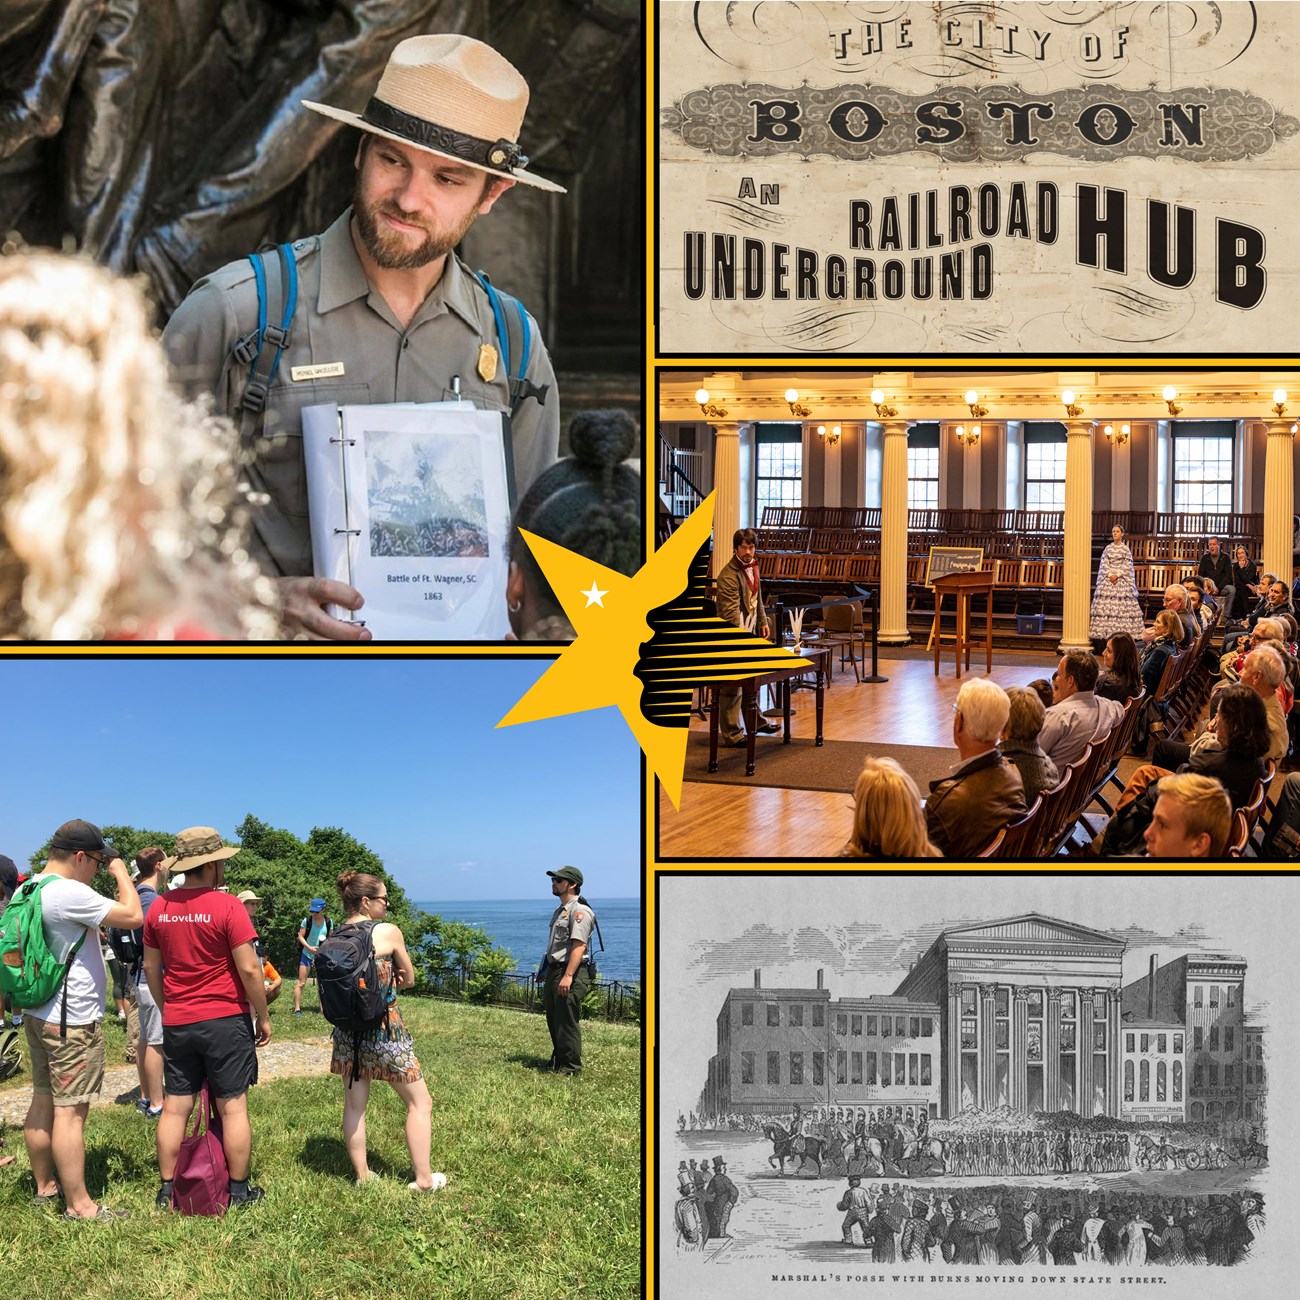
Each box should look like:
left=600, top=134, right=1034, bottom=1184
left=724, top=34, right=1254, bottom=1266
left=539, top=865, right=595, bottom=1075
left=142, top=826, right=272, bottom=1209
left=705, top=1156, right=739, bottom=1240
left=20, top=820, right=141, bottom=1219
left=162, top=34, right=564, bottom=640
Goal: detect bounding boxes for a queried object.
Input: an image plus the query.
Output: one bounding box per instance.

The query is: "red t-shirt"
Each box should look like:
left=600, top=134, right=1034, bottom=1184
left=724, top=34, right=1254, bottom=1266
left=142, top=887, right=258, bottom=1026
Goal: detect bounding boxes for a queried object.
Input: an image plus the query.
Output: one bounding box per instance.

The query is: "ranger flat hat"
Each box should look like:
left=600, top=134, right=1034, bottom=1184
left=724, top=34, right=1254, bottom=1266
left=303, top=34, right=565, bottom=194
left=162, top=827, right=240, bottom=872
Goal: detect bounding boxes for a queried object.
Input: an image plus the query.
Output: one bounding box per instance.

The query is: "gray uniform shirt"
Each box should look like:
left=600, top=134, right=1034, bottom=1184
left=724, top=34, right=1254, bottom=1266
left=542, top=896, right=595, bottom=967
left=162, top=208, right=559, bottom=578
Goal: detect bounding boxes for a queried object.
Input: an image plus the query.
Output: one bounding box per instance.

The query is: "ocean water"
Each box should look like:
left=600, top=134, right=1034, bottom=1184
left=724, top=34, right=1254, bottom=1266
left=413, top=897, right=641, bottom=985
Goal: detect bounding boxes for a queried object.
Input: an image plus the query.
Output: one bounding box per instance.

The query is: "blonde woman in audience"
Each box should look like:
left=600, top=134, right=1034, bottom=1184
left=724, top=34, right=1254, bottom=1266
left=0, top=250, right=277, bottom=640
left=840, top=757, right=941, bottom=858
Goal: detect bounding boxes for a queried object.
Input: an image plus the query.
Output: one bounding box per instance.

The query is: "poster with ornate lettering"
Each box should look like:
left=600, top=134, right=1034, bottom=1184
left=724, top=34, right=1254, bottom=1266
left=657, top=1, right=1300, bottom=354
left=656, top=873, right=1299, bottom=1298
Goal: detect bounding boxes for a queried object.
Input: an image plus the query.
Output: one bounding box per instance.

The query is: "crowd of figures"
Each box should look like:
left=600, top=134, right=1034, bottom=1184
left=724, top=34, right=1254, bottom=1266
left=937, top=1127, right=1133, bottom=1177
left=673, top=1157, right=739, bottom=1250
left=832, top=1184, right=1262, bottom=1267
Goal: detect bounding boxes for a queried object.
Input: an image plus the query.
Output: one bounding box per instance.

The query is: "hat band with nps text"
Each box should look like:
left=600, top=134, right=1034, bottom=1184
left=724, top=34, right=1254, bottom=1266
left=361, top=97, right=529, bottom=173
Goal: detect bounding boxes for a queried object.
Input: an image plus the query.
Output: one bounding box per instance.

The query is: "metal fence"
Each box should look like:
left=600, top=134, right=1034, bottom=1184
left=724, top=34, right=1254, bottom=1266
left=419, top=967, right=640, bottom=1022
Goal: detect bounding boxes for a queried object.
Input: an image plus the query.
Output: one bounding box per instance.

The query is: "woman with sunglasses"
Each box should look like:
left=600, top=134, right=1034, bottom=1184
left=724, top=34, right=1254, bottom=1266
left=330, top=871, right=446, bottom=1193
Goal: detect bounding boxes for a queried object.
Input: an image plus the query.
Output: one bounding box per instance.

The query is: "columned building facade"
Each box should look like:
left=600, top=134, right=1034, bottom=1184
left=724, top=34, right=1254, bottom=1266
left=893, top=915, right=1126, bottom=1119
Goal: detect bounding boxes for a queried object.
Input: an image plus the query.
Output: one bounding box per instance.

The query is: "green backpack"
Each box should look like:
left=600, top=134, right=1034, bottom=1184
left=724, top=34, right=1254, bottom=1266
left=0, top=877, right=87, bottom=1035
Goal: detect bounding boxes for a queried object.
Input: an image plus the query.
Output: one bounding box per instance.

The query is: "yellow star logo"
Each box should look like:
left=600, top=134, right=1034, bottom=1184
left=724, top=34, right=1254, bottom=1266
left=498, top=495, right=811, bottom=807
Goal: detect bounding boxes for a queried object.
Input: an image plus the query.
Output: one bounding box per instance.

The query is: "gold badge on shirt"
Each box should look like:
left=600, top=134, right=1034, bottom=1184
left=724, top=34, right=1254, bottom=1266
left=477, top=344, right=498, bottom=383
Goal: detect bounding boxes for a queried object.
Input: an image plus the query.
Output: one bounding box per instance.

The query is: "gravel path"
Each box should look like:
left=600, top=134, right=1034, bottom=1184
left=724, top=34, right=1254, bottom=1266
left=0, top=1036, right=332, bottom=1126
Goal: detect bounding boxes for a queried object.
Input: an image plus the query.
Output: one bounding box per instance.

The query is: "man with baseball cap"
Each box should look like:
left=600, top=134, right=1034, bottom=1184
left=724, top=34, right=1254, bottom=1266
left=141, top=827, right=272, bottom=1209
left=21, top=819, right=141, bottom=1220
left=162, top=33, right=564, bottom=640
left=539, top=865, right=596, bottom=1075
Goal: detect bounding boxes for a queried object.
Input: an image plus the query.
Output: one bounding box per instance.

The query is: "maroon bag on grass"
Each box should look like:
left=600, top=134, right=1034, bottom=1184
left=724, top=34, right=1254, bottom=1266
left=172, top=1084, right=230, bottom=1216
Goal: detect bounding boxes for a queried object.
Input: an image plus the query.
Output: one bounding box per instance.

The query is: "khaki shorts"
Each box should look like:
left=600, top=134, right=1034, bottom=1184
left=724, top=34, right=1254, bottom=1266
left=24, top=1018, right=105, bottom=1106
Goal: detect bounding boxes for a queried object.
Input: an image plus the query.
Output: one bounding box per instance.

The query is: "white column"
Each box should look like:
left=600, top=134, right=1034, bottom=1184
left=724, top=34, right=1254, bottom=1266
left=711, top=421, right=741, bottom=578
left=1262, top=419, right=1295, bottom=583
left=823, top=424, right=842, bottom=508
left=879, top=418, right=912, bottom=644
left=1060, top=418, right=1096, bottom=652
left=1110, top=423, right=1132, bottom=511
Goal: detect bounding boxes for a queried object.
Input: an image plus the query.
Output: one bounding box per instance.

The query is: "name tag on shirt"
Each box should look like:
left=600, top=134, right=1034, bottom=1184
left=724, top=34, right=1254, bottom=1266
left=290, top=362, right=346, bottom=382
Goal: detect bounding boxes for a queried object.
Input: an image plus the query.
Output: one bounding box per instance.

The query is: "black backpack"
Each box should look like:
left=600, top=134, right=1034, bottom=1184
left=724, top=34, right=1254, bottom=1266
left=106, top=882, right=157, bottom=979
left=315, top=921, right=389, bottom=1085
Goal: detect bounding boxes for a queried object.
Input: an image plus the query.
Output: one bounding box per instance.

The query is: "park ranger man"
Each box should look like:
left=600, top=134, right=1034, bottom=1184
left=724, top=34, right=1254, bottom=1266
left=163, top=34, right=563, bottom=640
left=540, top=865, right=595, bottom=1075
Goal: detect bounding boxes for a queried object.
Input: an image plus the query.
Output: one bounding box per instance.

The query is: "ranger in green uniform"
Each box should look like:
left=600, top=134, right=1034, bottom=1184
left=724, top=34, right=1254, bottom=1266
left=539, top=865, right=595, bottom=1075
left=162, top=34, right=563, bottom=640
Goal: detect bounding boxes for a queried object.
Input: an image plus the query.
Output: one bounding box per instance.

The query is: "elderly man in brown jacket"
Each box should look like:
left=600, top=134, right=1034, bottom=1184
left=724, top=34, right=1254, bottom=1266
left=926, top=678, right=1027, bottom=857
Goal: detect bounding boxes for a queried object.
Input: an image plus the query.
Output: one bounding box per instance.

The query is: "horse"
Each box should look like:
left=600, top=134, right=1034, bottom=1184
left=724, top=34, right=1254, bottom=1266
left=763, top=1122, right=824, bottom=1177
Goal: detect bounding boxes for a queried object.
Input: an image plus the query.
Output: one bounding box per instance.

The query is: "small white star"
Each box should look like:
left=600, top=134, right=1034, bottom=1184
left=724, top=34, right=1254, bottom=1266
left=581, top=582, right=608, bottom=608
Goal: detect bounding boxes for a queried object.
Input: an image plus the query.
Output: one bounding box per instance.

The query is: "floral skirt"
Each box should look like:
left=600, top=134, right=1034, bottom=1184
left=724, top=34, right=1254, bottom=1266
left=329, top=1003, right=422, bottom=1084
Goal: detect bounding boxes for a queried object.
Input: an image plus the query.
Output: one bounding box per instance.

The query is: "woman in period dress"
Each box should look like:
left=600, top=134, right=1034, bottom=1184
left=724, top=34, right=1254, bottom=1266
left=329, top=870, right=447, bottom=1193
left=1090, top=526, right=1146, bottom=641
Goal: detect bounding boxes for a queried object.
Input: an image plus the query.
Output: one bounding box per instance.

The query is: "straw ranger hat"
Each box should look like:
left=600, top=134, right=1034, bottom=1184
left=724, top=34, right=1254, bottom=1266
left=162, top=827, right=240, bottom=872
left=303, top=34, right=565, bottom=194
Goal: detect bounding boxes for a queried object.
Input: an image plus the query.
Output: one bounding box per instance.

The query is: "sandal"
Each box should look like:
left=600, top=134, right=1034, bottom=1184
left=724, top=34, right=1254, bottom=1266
left=63, top=1204, right=131, bottom=1220
left=33, top=1182, right=63, bottom=1207
left=408, top=1173, right=448, bottom=1192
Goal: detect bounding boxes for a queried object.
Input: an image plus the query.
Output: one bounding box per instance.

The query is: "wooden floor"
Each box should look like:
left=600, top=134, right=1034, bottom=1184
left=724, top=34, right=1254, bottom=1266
left=657, top=649, right=1064, bottom=861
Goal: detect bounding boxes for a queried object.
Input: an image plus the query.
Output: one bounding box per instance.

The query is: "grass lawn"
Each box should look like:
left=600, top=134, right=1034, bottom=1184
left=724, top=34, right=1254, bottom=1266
left=0, top=996, right=641, bottom=1299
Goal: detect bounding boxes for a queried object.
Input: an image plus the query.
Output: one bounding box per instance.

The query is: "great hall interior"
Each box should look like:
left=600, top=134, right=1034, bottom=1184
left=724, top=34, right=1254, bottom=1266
left=655, top=369, right=1300, bottom=862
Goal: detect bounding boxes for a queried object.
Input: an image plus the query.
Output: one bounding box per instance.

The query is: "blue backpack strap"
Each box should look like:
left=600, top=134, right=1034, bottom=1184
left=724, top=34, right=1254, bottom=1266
left=469, top=268, right=548, bottom=417
left=237, top=242, right=298, bottom=414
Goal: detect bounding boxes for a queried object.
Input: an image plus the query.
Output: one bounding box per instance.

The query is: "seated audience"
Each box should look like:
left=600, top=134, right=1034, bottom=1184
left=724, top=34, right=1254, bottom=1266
left=925, top=680, right=1027, bottom=858
left=1142, top=773, right=1233, bottom=859
left=1038, top=651, right=1124, bottom=769
left=1196, top=537, right=1234, bottom=621
left=1141, top=585, right=1194, bottom=646
left=1139, top=611, right=1185, bottom=695
left=0, top=250, right=277, bottom=640
left=1096, top=633, right=1141, bottom=703
left=840, top=758, right=941, bottom=858
left=1026, top=679, right=1054, bottom=711
left=1225, top=573, right=1280, bottom=655
left=1260, top=770, right=1300, bottom=858
left=1145, top=683, right=1270, bottom=808
left=999, top=687, right=1060, bottom=807
left=1226, top=545, right=1257, bottom=623
left=1217, top=618, right=1283, bottom=684
left=1238, top=644, right=1290, bottom=763
left=506, top=408, right=641, bottom=641
left=1182, top=579, right=1213, bottom=636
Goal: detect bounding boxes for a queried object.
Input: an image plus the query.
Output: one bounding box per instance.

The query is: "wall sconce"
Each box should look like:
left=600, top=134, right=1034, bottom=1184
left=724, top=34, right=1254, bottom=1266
left=1272, top=388, right=1288, bottom=417
left=1061, top=389, right=1084, bottom=418
left=1103, top=422, right=1131, bottom=447
left=870, top=388, right=897, bottom=418
left=964, top=389, right=988, bottom=418
left=1162, top=386, right=1182, bottom=416
left=695, top=387, right=727, bottom=418
left=955, top=423, right=981, bottom=448
left=784, top=388, right=811, bottom=418
left=816, top=424, right=842, bottom=446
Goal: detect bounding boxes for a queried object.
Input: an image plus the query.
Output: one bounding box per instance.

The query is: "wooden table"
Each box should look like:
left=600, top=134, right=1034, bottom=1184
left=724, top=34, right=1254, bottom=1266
left=708, top=647, right=829, bottom=777
left=931, top=570, right=995, bottom=678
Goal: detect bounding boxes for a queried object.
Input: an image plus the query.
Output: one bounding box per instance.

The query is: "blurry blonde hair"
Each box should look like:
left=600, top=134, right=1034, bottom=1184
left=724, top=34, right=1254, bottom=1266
left=843, top=757, right=941, bottom=858
left=0, top=250, right=278, bottom=639
left=1153, top=609, right=1185, bottom=644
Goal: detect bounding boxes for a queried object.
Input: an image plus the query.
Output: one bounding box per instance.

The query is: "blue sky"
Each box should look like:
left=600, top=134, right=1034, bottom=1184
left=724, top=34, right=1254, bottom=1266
left=0, top=658, right=641, bottom=901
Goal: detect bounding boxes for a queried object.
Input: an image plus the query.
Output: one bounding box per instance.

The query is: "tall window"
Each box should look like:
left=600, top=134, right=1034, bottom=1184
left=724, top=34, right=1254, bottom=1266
left=907, top=423, right=940, bottom=509
left=1024, top=422, right=1067, bottom=508
left=768, top=1052, right=780, bottom=1084
left=1172, top=421, right=1234, bottom=513
left=754, top=424, right=802, bottom=519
